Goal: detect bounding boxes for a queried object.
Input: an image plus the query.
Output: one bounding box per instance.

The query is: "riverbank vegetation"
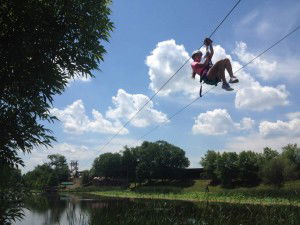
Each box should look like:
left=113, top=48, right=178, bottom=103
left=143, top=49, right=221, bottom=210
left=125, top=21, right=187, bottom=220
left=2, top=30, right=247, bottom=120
left=22, top=141, right=300, bottom=206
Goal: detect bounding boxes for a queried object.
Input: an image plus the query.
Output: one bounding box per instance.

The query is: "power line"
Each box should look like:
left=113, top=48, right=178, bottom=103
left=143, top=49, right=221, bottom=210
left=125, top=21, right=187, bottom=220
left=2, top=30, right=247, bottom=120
left=135, top=26, right=300, bottom=143
left=99, top=0, right=243, bottom=151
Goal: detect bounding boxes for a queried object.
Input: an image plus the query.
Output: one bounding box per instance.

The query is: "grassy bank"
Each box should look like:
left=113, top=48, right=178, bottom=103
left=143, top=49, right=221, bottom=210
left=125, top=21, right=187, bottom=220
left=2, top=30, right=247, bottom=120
left=63, top=179, right=300, bottom=206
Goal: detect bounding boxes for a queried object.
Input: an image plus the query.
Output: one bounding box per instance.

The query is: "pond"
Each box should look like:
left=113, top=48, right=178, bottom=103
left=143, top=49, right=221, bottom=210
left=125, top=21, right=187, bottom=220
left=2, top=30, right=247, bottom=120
left=13, top=193, right=300, bottom=225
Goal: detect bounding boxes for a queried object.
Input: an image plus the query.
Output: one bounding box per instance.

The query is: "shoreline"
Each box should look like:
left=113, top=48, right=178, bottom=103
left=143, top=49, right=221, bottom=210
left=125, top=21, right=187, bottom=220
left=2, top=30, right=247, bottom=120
left=57, top=185, right=300, bottom=207
left=88, top=190, right=300, bottom=207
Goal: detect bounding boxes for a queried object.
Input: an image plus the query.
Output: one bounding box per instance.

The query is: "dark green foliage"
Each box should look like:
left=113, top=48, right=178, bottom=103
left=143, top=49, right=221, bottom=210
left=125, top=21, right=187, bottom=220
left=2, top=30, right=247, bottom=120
left=48, top=154, right=69, bottom=182
left=81, top=170, right=92, bottom=186
left=24, top=164, right=56, bottom=189
left=91, top=141, right=190, bottom=183
left=0, top=0, right=113, bottom=168
left=237, top=151, right=260, bottom=186
left=122, top=146, right=139, bottom=182
left=200, top=150, right=220, bottom=185
left=23, top=154, right=69, bottom=189
left=92, top=153, right=123, bottom=178
left=216, top=152, right=239, bottom=188
left=0, top=1, right=112, bottom=220
left=262, top=147, right=279, bottom=162
left=0, top=165, right=26, bottom=225
left=200, top=144, right=300, bottom=188
left=281, top=144, right=300, bottom=178
left=131, top=141, right=190, bottom=183
left=262, top=157, right=286, bottom=188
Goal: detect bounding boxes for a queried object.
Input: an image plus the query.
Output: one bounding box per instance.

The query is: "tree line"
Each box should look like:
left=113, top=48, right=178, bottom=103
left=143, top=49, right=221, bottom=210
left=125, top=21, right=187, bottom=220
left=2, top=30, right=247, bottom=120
left=23, top=140, right=190, bottom=189
left=23, top=141, right=300, bottom=190
left=200, top=144, right=300, bottom=188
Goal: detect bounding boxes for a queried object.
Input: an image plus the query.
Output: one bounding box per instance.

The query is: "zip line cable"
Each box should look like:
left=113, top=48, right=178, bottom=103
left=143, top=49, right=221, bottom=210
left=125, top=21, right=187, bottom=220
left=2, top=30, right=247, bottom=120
left=134, top=25, right=300, bottom=144
left=99, top=0, right=242, bottom=151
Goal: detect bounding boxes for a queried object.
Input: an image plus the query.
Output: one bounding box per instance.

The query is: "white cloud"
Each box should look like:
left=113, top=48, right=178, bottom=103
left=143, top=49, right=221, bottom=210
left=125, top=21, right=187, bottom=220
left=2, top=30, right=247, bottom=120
left=233, top=42, right=277, bottom=80
left=226, top=115, right=300, bottom=152
left=146, top=39, right=199, bottom=98
left=235, top=84, right=289, bottom=111
left=192, top=109, right=254, bottom=135
left=146, top=40, right=290, bottom=112
left=21, top=138, right=142, bottom=173
left=259, top=119, right=300, bottom=138
left=51, top=99, right=128, bottom=135
left=240, top=117, right=256, bottom=130
left=225, top=134, right=300, bottom=153
left=233, top=42, right=300, bottom=81
left=106, top=89, right=168, bottom=127
left=286, top=112, right=300, bottom=120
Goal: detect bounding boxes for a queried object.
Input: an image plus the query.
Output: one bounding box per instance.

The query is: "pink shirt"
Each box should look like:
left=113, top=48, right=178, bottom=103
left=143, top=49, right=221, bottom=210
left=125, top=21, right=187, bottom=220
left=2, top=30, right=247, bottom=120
left=191, top=61, right=205, bottom=76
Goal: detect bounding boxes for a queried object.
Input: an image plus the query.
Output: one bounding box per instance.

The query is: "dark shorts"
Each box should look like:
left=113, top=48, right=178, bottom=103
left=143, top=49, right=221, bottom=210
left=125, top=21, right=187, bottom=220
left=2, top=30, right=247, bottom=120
left=202, top=74, right=220, bottom=86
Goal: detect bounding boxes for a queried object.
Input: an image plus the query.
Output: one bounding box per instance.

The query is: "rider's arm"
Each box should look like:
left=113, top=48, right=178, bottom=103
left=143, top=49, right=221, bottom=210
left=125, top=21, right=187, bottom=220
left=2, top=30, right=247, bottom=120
left=209, top=43, right=214, bottom=58
left=203, top=44, right=214, bottom=66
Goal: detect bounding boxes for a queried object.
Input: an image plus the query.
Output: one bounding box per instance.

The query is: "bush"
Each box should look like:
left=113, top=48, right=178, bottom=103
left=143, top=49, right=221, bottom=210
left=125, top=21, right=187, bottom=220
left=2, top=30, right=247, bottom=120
left=262, top=157, right=286, bottom=188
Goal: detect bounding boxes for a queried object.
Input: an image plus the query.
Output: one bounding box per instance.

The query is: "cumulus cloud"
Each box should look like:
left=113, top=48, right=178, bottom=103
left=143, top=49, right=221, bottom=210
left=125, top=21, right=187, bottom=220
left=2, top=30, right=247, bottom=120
left=225, top=134, right=300, bottom=153
left=21, top=138, right=142, bottom=173
left=226, top=114, right=300, bottom=152
left=146, top=40, right=290, bottom=111
left=259, top=118, right=300, bottom=138
left=233, top=42, right=300, bottom=81
left=106, top=89, right=169, bottom=127
left=146, top=39, right=199, bottom=98
left=286, top=112, right=300, bottom=120
left=233, top=42, right=277, bottom=80
left=235, top=85, right=289, bottom=111
left=192, top=109, right=254, bottom=135
left=51, top=99, right=128, bottom=135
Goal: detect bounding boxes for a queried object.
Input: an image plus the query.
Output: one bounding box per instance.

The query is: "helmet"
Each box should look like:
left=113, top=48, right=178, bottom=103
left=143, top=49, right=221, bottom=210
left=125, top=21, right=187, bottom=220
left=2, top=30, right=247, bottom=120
left=192, top=50, right=202, bottom=59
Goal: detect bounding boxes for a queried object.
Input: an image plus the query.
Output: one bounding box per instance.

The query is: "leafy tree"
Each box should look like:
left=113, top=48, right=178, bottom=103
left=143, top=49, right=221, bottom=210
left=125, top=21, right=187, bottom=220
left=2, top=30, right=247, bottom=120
left=23, top=154, right=68, bottom=189
left=136, top=161, right=151, bottom=183
left=23, top=164, right=56, bottom=189
left=0, top=165, right=26, bottom=225
left=81, top=170, right=91, bottom=186
left=47, top=154, right=69, bottom=182
left=92, top=153, right=123, bottom=178
left=262, top=157, right=286, bottom=188
left=134, top=141, right=190, bottom=182
left=261, top=147, right=279, bottom=162
left=122, top=146, right=139, bottom=182
left=200, top=150, right=220, bottom=184
left=216, top=152, right=239, bottom=188
left=237, top=151, right=260, bottom=186
left=0, top=0, right=113, bottom=168
left=281, top=144, right=300, bottom=178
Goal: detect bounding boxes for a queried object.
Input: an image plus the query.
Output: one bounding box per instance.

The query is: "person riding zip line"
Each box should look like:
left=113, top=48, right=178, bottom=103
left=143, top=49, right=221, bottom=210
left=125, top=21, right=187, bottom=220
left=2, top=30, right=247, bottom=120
left=191, top=38, right=238, bottom=91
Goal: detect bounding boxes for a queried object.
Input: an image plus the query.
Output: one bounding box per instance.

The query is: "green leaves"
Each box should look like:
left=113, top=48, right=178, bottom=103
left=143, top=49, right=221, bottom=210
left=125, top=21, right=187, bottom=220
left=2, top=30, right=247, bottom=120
left=0, top=0, right=113, bottom=168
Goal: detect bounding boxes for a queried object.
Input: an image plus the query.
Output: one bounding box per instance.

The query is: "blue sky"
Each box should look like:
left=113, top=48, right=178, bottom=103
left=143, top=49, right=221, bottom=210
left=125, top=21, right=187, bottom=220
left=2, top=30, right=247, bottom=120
left=21, top=0, right=300, bottom=172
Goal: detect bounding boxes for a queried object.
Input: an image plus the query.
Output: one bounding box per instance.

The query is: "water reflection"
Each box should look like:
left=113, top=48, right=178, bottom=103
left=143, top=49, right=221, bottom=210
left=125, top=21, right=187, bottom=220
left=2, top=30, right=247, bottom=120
left=13, top=193, right=300, bottom=225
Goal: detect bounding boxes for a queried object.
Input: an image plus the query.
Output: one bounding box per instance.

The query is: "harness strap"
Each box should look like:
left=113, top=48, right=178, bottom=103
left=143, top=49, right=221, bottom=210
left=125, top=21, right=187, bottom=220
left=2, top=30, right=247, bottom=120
left=199, top=76, right=203, bottom=97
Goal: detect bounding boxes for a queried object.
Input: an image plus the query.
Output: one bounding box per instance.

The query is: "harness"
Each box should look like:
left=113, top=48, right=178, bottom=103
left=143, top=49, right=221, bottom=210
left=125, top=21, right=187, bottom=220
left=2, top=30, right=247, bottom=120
left=199, top=60, right=220, bottom=97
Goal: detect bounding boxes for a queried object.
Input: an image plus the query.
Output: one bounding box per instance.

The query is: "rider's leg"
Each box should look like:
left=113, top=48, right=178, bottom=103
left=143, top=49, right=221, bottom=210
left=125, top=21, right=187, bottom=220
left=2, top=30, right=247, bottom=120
left=223, top=58, right=235, bottom=78
left=207, top=59, right=233, bottom=91
left=207, top=60, right=228, bottom=84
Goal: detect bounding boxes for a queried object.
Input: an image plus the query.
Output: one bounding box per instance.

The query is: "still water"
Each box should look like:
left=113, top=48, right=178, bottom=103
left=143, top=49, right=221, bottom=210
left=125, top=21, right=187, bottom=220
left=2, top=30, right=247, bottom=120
left=13, top=193, right=300, bottom=225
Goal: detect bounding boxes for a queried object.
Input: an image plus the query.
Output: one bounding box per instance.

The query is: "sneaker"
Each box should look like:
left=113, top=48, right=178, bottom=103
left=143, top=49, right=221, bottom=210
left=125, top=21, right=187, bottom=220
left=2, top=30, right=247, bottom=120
left=229, top=77, right=239, bottom=83
left=222, top=83, right=234, bottom=91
